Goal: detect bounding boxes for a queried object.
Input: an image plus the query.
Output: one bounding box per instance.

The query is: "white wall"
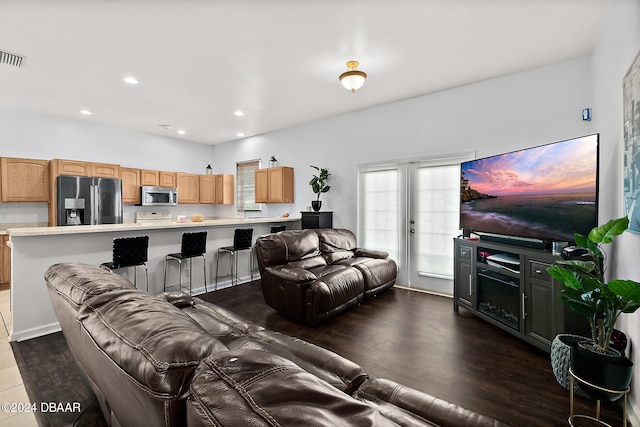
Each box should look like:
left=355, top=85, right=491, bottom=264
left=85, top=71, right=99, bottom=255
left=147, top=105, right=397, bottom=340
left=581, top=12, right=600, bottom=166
left=213, top=56, right=593, bottom=230
left=590, top=0, right=640, bottom=420
left=0, top=106, right=225, bottom=223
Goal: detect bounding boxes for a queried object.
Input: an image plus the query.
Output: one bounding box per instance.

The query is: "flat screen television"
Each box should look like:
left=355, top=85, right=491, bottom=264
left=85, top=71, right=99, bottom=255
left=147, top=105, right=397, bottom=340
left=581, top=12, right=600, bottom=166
left=460, top=134, right=599, bottom=244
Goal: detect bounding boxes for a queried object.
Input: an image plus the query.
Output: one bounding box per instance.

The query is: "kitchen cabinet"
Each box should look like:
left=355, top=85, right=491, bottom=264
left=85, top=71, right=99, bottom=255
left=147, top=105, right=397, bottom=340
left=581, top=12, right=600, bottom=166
left=160, top=171, right=176, bottom=187
left=121, top=168, right=141, bottom=204
left=0, top=157, right=49, bottom=202
left=254, top=166, right=294, bottom=203
left=177, top=173, right=200, bottom=204
left=51, top=159, right=91, bottom=177
left=199, top=175, right=216, bottom=204
left=0, top=235, right=9, bottom=286
left=140, top=170, right=176, bottom=187
left=215, top=174, right=234, bottom=205
left=140, top=170, right=159, bottom=186
left=91, top=162, right=120, bottom=178
left=453, top=238, right=588, bottom=352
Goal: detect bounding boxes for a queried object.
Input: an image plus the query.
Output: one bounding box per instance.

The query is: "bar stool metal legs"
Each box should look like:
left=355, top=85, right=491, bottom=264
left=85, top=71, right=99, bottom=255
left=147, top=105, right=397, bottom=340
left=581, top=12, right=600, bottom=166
left=215, top=228, right=253, bottom=290
left=163, top=231, right=208, bottom=295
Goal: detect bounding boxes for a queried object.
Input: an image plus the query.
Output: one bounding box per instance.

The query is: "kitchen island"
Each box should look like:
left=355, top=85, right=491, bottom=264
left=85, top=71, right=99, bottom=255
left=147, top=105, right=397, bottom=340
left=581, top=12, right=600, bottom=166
left=7, top=216, right=300, bottom=341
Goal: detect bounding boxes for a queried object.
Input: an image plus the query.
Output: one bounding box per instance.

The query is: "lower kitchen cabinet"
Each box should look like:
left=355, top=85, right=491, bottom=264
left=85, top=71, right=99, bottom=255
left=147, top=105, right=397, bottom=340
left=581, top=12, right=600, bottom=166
left=1, top=235, right=10, bottom=286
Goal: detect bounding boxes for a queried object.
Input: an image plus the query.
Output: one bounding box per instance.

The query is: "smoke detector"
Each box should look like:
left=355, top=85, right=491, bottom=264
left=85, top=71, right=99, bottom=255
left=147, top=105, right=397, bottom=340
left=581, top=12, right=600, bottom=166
left=0, top=50, right=24, bottom=68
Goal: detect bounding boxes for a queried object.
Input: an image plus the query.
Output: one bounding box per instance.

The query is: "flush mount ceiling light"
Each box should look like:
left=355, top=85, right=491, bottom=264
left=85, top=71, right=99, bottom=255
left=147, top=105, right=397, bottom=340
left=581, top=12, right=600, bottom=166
left=123, top=76, right=138, bottom=85
left=339, top=60, right=367, bottom=93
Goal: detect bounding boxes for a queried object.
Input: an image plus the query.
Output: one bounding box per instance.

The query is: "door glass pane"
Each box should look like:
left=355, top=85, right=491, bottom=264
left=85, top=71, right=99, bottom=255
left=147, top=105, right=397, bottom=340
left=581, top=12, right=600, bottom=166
left=415, top=164, right=460, bottom=278
left=359, top=168, right=399, bottom=262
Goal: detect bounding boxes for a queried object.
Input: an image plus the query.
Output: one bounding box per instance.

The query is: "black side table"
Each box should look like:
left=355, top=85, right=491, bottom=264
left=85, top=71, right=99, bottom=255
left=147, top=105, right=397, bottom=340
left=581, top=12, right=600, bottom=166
left=301, top=211, right=333, bottom=229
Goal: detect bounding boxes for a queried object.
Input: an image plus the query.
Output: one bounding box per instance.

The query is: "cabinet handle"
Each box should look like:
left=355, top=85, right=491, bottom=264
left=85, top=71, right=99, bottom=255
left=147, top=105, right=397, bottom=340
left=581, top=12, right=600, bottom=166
left=521, top=293, right=527, bottom=320
left=535, top=269, right=542, bottom=275
left=469, top=274, right=473, bottom=295
left=462, top=251, right=468, bottom=256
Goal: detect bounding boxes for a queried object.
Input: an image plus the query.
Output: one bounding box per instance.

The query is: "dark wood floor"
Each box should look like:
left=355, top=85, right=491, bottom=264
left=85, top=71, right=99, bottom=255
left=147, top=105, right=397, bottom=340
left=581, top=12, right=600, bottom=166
left=13, top=281, right=626, bottom=426
left=204, top=282, right=625, bottom=427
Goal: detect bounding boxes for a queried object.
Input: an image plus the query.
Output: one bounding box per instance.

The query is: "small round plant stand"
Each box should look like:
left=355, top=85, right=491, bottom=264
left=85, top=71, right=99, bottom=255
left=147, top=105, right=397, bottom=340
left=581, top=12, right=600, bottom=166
left=568, top=368, right=629, bottom=427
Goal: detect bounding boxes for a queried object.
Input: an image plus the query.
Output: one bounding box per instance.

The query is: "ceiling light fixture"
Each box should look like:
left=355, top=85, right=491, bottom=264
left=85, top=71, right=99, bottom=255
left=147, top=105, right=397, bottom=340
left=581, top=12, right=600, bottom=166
left=79, top=109, right=92, bottom=116
left=339, top=60, right=367, bottom=93
left=177, top=129, right=186, bottom=135
left=123, top=76, right=139, bottom=85
left=234, top=111, right=245, bottom=117
left=237, top=132, right=245, bottom=137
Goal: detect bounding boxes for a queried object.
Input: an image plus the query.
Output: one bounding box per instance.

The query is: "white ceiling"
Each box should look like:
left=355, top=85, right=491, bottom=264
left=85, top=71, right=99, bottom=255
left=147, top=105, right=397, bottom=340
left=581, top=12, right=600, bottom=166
left=0, top=0, right=610, bottom=145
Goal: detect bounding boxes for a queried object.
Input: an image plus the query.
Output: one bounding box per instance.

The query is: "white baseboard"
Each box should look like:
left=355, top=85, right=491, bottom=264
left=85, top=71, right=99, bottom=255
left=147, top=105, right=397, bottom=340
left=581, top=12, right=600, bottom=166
left=10, top=321, right=61, bottom=342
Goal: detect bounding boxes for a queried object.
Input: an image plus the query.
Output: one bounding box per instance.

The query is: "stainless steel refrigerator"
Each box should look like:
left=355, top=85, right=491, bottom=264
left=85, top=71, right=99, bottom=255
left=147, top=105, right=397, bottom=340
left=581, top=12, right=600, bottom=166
left=56, top=176, right=123, bottom=226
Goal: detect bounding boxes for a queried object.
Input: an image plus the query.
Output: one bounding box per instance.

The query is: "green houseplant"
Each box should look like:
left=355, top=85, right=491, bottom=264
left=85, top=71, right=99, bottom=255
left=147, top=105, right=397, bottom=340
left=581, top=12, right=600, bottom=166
left=309, top=165, right=330, bottom=211
left=547, top=216, right=640, bottom=355
left=547, top=216, right=640, bottom=399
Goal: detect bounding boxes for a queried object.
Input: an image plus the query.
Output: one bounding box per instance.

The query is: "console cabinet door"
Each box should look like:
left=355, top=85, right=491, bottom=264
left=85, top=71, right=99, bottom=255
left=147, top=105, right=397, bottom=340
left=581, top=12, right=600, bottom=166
left=454, top=242, right=475, bottom=310
left=524, top=260, right=555, bottom=348
left=0, top=157, right=49, bottom=202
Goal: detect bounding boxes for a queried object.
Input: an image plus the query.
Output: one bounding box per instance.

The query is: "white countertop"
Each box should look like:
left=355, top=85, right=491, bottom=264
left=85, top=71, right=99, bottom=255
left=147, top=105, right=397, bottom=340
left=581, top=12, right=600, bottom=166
left=7, top=216, right=300, bottom=237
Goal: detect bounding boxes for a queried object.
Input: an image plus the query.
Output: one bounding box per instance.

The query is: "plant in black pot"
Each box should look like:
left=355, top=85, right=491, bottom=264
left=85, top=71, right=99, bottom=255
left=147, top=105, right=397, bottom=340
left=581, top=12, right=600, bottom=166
left=309, top=165, right=330, bottom=212
left=547, top=216, right=640, bottom=400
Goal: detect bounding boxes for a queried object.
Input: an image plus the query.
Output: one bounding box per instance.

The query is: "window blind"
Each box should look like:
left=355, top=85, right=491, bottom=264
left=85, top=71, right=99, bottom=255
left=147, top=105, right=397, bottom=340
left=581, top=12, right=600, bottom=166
left=236, top=159, right=261, bottom=211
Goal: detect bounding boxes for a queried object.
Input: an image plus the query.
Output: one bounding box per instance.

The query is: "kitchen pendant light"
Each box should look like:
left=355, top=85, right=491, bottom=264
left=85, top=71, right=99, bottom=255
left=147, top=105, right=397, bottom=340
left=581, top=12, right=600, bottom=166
left=339, top=61, right=367, bottom=93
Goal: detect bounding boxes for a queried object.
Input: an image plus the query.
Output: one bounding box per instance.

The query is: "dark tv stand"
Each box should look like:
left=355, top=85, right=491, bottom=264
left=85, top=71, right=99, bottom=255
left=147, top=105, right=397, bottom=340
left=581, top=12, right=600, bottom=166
left=453, top=237, right=587, bottom=352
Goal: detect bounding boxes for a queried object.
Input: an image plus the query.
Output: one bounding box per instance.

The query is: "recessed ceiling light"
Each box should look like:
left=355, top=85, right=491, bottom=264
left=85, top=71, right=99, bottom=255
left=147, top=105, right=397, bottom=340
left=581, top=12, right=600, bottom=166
left=123, top=76, right=138, bottom=85
left=177, top=129, right=186, bottom=135
left=237, top=132, right=245, bottom=137
left=79, top=109, right=92, bottom=116
left=234, top=111, right=245, bottom=117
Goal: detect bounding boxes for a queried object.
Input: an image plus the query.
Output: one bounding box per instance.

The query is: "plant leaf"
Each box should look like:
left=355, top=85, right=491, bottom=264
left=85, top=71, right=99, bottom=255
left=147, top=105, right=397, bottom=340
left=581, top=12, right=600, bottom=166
left=588, top=216, right=629, bottom=244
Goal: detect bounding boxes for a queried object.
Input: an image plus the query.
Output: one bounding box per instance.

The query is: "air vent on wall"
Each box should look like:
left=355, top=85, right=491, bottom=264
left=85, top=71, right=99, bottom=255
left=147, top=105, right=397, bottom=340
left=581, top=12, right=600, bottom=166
left=0, top=50, right=24, bottom=68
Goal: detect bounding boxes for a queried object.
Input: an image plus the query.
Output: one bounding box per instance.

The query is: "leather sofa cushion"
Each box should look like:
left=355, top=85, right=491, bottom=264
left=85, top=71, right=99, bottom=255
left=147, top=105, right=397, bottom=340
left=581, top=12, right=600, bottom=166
left=256, top=229, right=320, bottom=268
left=187, top=350, right=399, bottom=427
left=77, top=289, right=228, bottom=395
left=288, top=254, right=327, bottom=270
left=355, top=378, right=507, bottom=427
left=180, top=297, right=265, bottom=345
left=45, top=263, right=134, bottom=309
left=316, top=228, right=358, bottom=252
left=228, top=330, right=367, bottom=393
left=337, top=257, right=398, bottom=291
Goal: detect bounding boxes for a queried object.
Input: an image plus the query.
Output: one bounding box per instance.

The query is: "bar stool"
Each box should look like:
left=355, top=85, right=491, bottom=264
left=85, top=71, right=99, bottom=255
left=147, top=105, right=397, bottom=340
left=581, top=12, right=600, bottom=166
left=101, top=236, right=149, bottom=291
left=215, top=228, right=253, bottom=290
left=163, top=231, right=208, bottom=296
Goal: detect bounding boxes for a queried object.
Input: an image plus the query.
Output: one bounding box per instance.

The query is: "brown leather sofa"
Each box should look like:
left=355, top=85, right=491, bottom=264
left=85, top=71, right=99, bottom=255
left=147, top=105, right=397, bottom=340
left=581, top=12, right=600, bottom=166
left=255, top=228, right=397, bottom=325
left=45, top=262, right=507, bottom=427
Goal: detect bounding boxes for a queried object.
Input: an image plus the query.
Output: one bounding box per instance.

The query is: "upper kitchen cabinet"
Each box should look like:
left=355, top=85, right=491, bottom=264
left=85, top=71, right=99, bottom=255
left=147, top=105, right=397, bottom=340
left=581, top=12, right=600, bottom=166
left=50, top=159, right=120, bottom=178
left=199, top=175, right=216, bottom=204
left=215, top=174, right=234, bottom=205
left=121, top=168, right=141, bottom=204
left=51, top=159, right=91, bottom=177
left=140, top=170, right=176, bottom=187
left=176, top=173, right=200, bottom=204
left=255, top=166, right=294, bottom=203
left=91, top=162, right=120, bottom=178
left=0, top=157, right=49, bottom=202
left=159, top=171, right=176, bottom=187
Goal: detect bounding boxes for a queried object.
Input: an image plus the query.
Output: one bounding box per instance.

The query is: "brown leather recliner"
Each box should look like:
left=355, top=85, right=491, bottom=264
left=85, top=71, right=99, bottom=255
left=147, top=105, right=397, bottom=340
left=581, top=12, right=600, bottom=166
left=255, top=228, right=397, bottom=326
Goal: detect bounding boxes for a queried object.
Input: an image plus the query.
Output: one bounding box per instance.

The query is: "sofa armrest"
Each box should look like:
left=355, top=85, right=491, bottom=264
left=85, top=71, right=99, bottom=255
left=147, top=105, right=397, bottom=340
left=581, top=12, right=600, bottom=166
left=159, top=291, right=195, bottom=308
left=265, top=266, right=317, bottom=283
left=355, top=248, right=389, bottom=259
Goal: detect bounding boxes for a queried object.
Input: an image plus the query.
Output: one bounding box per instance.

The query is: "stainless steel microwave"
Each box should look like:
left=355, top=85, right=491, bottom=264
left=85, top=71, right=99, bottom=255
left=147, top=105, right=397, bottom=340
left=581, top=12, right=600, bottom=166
left=140, top=186, right=178, bottom=206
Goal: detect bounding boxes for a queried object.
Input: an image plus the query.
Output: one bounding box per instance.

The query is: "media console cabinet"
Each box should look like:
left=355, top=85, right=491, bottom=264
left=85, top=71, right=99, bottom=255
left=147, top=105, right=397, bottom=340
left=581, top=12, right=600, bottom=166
left=453, top=237, right=587, bottom=352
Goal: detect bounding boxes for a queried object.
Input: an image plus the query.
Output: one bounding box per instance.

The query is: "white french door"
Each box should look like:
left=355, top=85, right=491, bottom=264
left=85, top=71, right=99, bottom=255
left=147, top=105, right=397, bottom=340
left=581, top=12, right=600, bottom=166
left=358, top=153, right=472, bottom=295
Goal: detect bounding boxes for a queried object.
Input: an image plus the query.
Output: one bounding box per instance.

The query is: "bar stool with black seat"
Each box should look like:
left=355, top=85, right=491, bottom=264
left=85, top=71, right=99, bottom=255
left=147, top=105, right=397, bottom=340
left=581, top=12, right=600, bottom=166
left=215, top=228, right=253, bottom=290
left=270, top=225, right=286, bottom=233
left=163, top=231, right=208, bottom=296
left=101, top=236, right=149, bottom=292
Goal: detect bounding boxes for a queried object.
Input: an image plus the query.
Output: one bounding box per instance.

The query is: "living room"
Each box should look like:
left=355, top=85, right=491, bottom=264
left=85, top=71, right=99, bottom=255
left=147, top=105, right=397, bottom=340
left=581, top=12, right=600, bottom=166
left=1, top=0, right=639, bottom=425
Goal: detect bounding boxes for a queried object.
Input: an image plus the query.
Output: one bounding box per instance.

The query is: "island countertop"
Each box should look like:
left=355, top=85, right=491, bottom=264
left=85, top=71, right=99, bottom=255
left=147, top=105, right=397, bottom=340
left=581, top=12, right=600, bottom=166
left=7, top=216, right=300, bottom=237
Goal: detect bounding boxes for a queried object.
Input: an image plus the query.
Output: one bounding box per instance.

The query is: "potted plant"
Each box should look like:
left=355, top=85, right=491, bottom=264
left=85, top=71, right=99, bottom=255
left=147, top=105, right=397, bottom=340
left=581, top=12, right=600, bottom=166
left=309, top=165, right=330, bottom=211
left=547, top=216, right=640, bottom=399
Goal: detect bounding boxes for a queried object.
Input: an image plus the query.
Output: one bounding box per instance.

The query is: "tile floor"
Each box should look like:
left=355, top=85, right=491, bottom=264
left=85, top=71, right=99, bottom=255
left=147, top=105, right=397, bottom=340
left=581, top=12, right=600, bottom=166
left=0, top=288, right=37, bottom=426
